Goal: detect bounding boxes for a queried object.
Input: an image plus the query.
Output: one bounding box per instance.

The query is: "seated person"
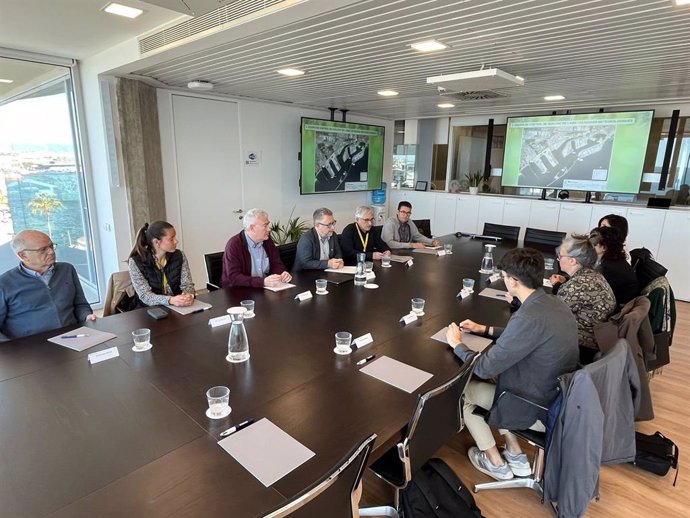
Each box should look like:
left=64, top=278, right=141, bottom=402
left=128, top=221, right=196, bottom=308
left=381, top=201, right=441, bottom=249
left=0, top=229, right=95, bottom=341
left=294, top=207, right=344, bottom=271
left=550, top=234, right=616, bottom=364
left=220, top=208, right=292, bottom=288
left=589, top=226, right=639, bottom=306
left=340, top=205, right=391, bottom=265
left=447, top=248, right=578, bottom=481
left=598, top=213, right=629, bottom=242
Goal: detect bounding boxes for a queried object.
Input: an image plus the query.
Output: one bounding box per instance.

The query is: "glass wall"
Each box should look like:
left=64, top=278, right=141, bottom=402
left=0, top=56, right=99, bottom=302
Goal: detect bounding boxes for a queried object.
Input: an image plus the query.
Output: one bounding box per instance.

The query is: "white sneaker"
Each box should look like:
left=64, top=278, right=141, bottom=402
left=502, top=448, right=532, bottom=477
left=468, top=447, right=514, bottom=481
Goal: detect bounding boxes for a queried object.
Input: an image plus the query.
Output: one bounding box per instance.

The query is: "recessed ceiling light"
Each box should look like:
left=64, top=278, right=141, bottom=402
left=411, top=40, right=448, bottom=52
left=377, top=89, right=399, bottom=97
left=277, top=68, right=305, bottom=76
left=515, top=75, right=524, bottom=82
left=0, top=79, right=13, bottom=84
left=438, top=103, right=455, bottom=108
left=675, top=0, right=690, bottom=6
left=544, top=95, right=565, bottom=101
left=103, top=3, right=143, bottom=18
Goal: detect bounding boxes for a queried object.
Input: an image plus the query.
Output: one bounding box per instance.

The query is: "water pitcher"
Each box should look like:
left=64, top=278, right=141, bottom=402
left=479, top=244, right=496, bottom=274
left=354, top=252, right=367, bottom=286
left=227, top=307, right=250, bottom=363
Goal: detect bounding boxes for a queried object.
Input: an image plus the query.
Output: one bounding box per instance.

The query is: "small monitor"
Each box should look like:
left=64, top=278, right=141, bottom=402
left=646, top=198, right=671, bottom=209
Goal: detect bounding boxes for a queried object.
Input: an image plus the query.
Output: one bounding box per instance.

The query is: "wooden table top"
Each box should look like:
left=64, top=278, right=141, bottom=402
left=0, top=236, right=533, bottom=517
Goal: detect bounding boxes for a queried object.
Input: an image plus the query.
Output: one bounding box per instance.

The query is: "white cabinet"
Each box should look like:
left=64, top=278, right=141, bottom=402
left=502, top=199, right=532, bottom=238
left=589, top=204, right=626, bottom=230
left=477, top=197, right=505, bottom=234
left=657, top=211, right=690, bottom=301
left=433, top=194, right=458, bottom=236
left=455, top=195, right=480, bottom=233
left=528, top=202, right=561, bottom=231
left=558, top=203, right=593, bottom=235
left=407, top=191, right=435, bottom=220
left=626, top=208, right=666, bottom=257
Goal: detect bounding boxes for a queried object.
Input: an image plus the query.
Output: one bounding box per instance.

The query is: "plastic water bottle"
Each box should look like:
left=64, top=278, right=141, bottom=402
left=371, top=182, right=387, bottom=205
left=354, top=252, right=367, bottom=286
left=227, top=307, right=250, bottom=363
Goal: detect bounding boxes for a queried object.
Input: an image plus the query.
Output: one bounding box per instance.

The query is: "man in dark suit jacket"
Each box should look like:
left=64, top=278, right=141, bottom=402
left=293, top=208, right=344, bottom=272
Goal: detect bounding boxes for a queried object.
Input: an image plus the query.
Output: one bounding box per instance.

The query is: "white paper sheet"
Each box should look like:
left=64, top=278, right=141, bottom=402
left=325, top=266, right=358, bottom=274
left=218, top=418, right=315, bottom=487
left=412, top=248, right=441, bottom=255
left=264, top=282, right=296, bottom=292
left=48, top=327, right=117, bottom=352
left=166, top=299, right=213, bottom=315
left=389, top=255, right=414, bottom=263
left=479, top=287, right=510, bottom=301
left=360, top=355, right=433, bottom=393
left=430, top=327, right=493, bottom=352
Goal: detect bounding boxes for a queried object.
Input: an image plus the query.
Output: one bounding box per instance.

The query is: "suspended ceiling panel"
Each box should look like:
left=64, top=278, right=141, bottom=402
left=129, top=0, right=690, bottom=119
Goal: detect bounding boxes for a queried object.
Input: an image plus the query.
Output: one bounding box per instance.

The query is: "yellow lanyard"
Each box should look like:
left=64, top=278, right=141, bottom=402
left=356, top=224, right=369, bottom=252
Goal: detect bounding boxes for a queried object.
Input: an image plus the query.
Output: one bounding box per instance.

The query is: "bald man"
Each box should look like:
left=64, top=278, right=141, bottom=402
left=0, top=230, right=95, bottom=341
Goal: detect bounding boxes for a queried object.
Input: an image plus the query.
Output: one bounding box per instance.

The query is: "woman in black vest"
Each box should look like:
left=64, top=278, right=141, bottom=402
left=128, top=221, right=195, bottom=307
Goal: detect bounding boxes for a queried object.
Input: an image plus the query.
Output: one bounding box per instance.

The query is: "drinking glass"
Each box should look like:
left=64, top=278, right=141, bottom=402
left=335, top=332, right=352, bottom=354
left=132, top=328, right=151, bottom=351
left=411, top=298, right=425, bottom=316
left=240, top=299, right=255, bottom=318
left=462, top=278, right=475, bottom=292
left=444, top=243, right=452, bottom=254
left=315, top=279, right=328, bottom=294
left=381, top=256, right=391, bottom=267
left=206, top=386, right=231, bottom=419
left=364, top=261, right=374, bottom=273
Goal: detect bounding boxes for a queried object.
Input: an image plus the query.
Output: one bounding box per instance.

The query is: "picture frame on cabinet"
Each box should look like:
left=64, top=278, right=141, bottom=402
left=414, top=181, right=428, bottom=191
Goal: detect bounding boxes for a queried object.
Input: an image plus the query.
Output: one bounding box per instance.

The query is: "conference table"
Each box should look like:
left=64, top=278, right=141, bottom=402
left=0, top=235, right=542, bottom=517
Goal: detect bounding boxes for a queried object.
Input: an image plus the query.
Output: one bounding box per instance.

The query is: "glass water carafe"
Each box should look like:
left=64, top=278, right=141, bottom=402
left=227, top=307, right=250, bottom=363
left=354, top=252, right=367, bottom=286
left=479, top=244, right=496, bottom=274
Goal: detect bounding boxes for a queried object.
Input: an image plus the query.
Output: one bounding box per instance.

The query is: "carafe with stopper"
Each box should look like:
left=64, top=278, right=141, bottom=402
left=354, top=252, right=367, bottom=286
left=479, top=244, right=496, bottom=274
left=226, top=307, right=250, bottom=363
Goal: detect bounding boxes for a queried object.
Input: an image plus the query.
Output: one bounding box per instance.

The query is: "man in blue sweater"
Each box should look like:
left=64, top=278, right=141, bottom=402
left=0, top=230, right=95, bottom=341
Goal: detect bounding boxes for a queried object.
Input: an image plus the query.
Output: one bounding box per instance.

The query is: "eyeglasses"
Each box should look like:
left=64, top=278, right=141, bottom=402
left=23, top=243, right=57, bottom=255
left=557, top=253, right=572, bottom=260
left=398, top=210, right=412, bottom=215
left=360, top=218, right=375, bottom=223
left=316, top=220, right=337, bottom=228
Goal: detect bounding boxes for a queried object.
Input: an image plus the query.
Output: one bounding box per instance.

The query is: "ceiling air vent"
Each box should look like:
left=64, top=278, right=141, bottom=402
left=443, top=90, right=507, bottom=101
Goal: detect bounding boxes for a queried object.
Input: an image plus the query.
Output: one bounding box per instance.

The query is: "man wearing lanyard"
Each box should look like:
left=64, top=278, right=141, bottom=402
left=339, top=205, right=391, bottom=265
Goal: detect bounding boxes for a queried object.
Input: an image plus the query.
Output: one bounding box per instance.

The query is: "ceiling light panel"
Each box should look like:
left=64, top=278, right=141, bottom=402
left=411, top=40, right=447, bottom=52
left=277, top=68, right=305, bottom=76
left=103, top=3, right=144, bottom=18
left=377, top=90, right=399, bottom=96
left=544, top=95, right=566, bottom=101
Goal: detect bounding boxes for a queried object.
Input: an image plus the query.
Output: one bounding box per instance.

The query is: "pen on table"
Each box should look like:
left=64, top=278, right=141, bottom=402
left=220, top=419, right=255, bottom=437
left=61, top=334, right=89, bottom=339
left=190, top=307, right=211, bottom=314
left=357, top=354, right=376, bottom=366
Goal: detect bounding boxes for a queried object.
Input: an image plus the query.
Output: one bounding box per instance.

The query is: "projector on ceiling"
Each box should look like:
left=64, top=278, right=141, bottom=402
left=426, top=68, right=524, bottom=91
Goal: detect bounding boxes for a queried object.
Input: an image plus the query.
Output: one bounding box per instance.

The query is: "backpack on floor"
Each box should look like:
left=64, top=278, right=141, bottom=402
left=400, top=458, right=485, bottom=518
left=633, top=431, right=679, bottom=486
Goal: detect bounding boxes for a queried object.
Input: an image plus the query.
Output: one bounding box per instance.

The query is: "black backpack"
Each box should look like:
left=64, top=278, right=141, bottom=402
left=629, top=247, right=668, bottom=289
left=633, top=431, right=679, bottom=486
left=400, top=458, right=485, bottom=518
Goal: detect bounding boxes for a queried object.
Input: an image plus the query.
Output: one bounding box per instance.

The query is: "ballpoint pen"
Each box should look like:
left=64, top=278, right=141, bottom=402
left=190, top=307, right=211, bottom=314
left=220, top=419, right=255, bottom=437
left=61, top=334, right=89, bottom=339
left=357, top=354, right=375, bottom=366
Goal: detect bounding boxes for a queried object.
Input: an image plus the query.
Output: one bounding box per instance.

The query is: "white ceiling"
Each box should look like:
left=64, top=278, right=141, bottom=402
left=2, top=0, right=690, bottom=120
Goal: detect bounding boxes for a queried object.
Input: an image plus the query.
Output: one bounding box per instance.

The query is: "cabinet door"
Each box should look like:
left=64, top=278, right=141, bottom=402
left=657, top=211, right=690, bottom=301
left=455, top=195, right=480, bottom=234
left=528, top=202, right=561, bottom=231
left=558, top=204, right=593, bottom=235
left=477, top=197, right=505, bottom=234
left=502, top=199, right=531, bottom=238
left=626, top=208, right=666, bottom=257
left=433, top=195, right=458, bottom=236
left=589, top=205, right=627, bottom=230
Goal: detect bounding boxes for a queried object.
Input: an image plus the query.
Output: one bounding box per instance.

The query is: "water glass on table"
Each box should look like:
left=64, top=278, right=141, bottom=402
left=411, top=298, right=425, bottom=316
left=132, top=328, right=151, bottom=351
left=334, top=332, right=352, bottom=355
left=315, top=279, right=328, bottom=294
left=240, top=300, right=255, bottom=318
left=462, top=278, right=475, bottom=293
left=206, top=386, right=231, bottom=419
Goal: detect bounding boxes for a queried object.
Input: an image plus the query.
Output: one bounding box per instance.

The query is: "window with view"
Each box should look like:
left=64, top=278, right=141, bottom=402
left=0, top=56, right=99, bottom=303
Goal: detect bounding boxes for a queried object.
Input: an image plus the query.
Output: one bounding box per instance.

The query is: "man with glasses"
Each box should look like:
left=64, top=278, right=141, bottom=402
left=293, top=208, right=344, bottom=272
left=0, top=229, right=95, bottom=341
left=445, top=248, right=578, bottom=481
left=381, top=201, right=441, bottom=249
left=340, top=205, right=391, bottom=265
left=220, top=208, right=292, bottom=288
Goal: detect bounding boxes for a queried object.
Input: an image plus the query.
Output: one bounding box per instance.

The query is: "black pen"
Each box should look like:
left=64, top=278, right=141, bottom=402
left=190, top=307, right=210, bottom=314
left=357, top=354, right=375, bottom=366
left=220, top=419, right=255, bottom=437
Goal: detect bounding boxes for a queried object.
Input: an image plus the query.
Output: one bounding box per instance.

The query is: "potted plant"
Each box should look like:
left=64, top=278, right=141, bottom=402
left=269, top=208, right=310, bottom=245
left=465, top=171, right=483, bottom=195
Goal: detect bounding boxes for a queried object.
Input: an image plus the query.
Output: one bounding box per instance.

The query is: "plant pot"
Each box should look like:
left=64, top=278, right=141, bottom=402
left=469, top=186, right=479, bottom=195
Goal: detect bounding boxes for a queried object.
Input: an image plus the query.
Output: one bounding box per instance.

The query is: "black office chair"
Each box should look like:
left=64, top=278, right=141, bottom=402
left=363, top=354, right=480, bottom=510
left=524, top=228, right=566, bottom=249
left=482, top=222, right=520, bottom=241
left=204, top=251, right=224, bottom=291
left=278, top=241, right=299, bottom=272
left=413, top=219, right=432, bottom=239
left=261, top=434, right=398, bottom=518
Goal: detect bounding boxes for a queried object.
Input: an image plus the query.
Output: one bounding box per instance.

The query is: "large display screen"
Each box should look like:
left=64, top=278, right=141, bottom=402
left=501, top=111, right=654, bottom=193
left=300, top=117, right=385, bottom=194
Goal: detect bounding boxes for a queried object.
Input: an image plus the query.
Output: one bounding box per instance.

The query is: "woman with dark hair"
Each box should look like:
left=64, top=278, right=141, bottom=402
left=589, top=226, right=639, bottom=306
left=128, top=221, right=195, bottom=307
left=598, top=213, right=629, bottom=241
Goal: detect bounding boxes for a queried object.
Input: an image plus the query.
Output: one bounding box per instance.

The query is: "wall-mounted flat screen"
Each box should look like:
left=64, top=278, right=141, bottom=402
left=501, top=111, right=654, bottom=193
left=300, top=117, right=385, bottom=194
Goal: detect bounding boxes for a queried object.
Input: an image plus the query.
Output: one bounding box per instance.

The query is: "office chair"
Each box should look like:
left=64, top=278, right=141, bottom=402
left=524, top=228, right=566, bottom=249
left=278, top=242, right=299, bottom=272
left=412, top=219, right=432, bottom=239
left=482, top=222, right=520, bottom=241
left=204, top=251, right=224, bottom=291
left=261, top=433, right=397, bottom=518
left=362, top=354, right=480, bottom=510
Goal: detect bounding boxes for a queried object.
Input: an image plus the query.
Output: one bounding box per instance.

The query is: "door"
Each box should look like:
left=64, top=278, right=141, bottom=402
left=171, top=95, right=243, bottom=287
